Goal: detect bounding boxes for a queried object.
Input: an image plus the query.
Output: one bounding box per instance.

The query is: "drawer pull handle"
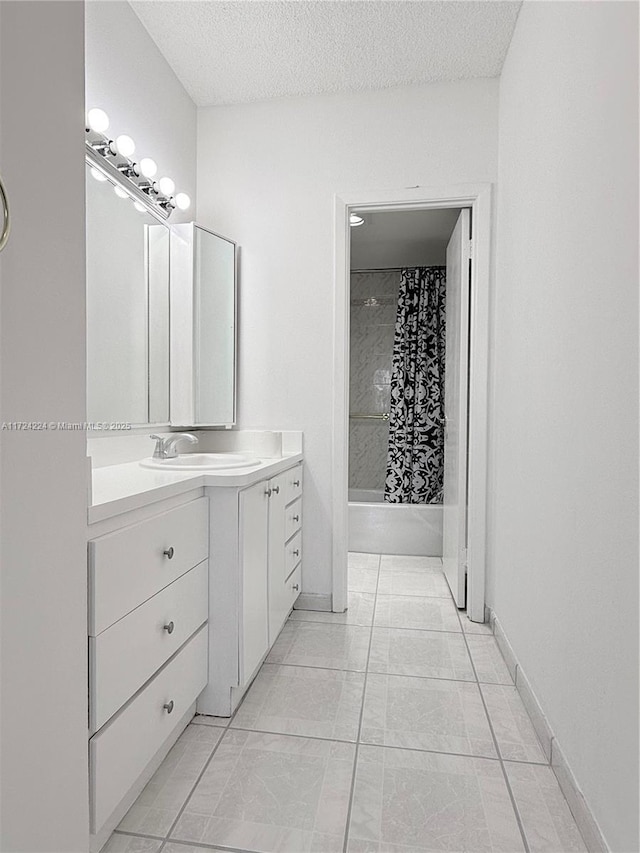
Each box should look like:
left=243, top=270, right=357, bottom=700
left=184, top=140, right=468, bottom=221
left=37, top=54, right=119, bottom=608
left=163, top=547, right=174, bottom=560
left=265, top=488, right=272, bottom=497
left=293, top=479, right=300, bottom=487
left=163, top=621, right=175, bottom=634
left=163, top=700, right=174, bottom=714
left=272, top=485, right=280, bottom=494
left=293, top=514, right=299, bottom=522
left=292, top=584, right=299, bottom=591
left=293, top=549, right=300, bottom=557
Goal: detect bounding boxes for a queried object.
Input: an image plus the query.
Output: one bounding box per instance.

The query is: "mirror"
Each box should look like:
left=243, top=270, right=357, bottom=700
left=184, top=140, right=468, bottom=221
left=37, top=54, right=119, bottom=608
left=86, top=164, right=170, bottom=425
left=170, top=224, right=237, bottom=427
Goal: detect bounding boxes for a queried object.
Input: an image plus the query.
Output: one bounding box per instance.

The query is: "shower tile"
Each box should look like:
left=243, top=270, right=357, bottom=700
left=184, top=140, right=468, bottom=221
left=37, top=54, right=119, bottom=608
left=374, top=594, right=461, bottom=632
left=267, top=621, right=371, bottom=672
left=348, top=745, right=525, bottom=852
left=504, top=762, right=587, bottom=852
left=361, top=673, right=497, bottom=758
left=368, top=628, right=474, bottom=681
left=480, top=684, right=547, bottom=764
left=231, top=664, right=365, bottom=741
left=171, top=730, right=355, bottom=853
left=379, top=555, right=443, bottom=572
left=377, top=570, right=451, bottom=598
left=466, top=635, right=514, bottom=684
left=290, top=591, right=375, bottom=627
left=117, top=724, right=222, bottom=836
left=348, top=567, right=379, bottom=594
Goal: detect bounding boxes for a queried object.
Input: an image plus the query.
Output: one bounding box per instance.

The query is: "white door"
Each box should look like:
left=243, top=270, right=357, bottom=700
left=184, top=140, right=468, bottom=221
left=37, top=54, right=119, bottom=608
left=443, top=209, right=471, bottom=606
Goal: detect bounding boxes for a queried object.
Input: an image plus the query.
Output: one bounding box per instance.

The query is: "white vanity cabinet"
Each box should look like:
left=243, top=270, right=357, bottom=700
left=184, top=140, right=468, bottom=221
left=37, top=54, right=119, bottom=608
left=199, top=460, right=303, bottom=717
left=87, top=496, right=209, bottom=847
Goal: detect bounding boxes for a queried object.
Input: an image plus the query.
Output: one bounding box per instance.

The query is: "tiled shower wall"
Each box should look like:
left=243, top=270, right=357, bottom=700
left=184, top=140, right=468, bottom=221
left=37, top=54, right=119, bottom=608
left=349, top=271, right=400, bottom=491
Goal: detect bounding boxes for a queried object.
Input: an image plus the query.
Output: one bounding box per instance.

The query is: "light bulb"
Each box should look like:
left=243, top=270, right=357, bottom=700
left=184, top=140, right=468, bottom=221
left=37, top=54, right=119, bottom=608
left=350, top=213, right=365, bottom=227
left=175, top=192, right=191, bottom=211
left=115, top=134, right=135, bottom=158
left=139, top=158, right=157, bottom=179
left=113, top=185, right=129, bottom=199
left=133, top=201, right=147, bottom=213
left=87, top=108, right=109, bottom=133
left=90, top=167, right=108, bottom=182
left=158, top=176, right=175, bottom=196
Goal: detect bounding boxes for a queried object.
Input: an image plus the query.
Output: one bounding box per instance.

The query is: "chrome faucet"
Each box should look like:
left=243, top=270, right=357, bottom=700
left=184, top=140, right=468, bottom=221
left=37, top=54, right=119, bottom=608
left=150, top=432, right=199, bottom=460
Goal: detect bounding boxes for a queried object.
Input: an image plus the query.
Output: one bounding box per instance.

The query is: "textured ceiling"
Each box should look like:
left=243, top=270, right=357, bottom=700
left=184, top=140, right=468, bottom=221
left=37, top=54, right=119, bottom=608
left=129, top=1, right=521, bottom=107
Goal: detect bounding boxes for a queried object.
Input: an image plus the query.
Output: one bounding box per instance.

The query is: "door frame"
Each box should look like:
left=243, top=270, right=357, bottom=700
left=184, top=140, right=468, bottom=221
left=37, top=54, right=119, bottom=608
left=331, top=183, right=492, bottom=621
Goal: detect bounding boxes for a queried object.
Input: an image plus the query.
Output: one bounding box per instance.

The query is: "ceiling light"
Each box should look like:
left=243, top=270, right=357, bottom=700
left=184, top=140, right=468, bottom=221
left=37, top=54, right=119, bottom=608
left=158, top=176, right=175, bottom=196
left=87, top=108, right=109, bottom=133
left=350, top=213, right=365, bottom=227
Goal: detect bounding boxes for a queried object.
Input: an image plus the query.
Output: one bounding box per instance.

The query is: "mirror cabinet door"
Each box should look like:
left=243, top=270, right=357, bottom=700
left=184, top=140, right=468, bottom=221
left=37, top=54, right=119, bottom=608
left=170, top=223, right=237, bottom=427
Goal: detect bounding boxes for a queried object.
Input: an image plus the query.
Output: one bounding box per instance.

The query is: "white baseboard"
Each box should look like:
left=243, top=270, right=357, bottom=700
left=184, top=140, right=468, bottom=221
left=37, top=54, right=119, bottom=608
left=487, top=608, right=609, bottom=853
left=293, top=593, right=333, bottom=612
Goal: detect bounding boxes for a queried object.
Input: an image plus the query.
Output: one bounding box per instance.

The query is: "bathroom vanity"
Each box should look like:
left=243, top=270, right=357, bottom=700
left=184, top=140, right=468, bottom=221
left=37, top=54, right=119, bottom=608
left=85, top=439, right=303, bottom=849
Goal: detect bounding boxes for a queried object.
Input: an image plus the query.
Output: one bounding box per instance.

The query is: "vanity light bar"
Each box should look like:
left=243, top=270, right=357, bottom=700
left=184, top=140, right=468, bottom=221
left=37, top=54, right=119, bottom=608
left=85, top=108, right=191, bottom=221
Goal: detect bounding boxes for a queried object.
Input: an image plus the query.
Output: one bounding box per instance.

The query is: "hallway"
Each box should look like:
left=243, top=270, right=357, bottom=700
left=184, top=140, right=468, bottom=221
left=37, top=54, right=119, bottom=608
left=105, top=553, right=587, bottom=853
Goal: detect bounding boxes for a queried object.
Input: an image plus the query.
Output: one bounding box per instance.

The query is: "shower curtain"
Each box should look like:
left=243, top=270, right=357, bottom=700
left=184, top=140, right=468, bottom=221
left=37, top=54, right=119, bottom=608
left=384, top=266, right=446, bottom=504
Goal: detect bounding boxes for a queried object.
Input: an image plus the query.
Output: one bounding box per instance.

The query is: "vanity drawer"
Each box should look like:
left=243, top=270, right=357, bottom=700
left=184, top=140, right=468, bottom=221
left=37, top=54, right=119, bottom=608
left=90, top=624, right=207, bottom=835
left=284, top=530, right=302, bottom=580
left=284, top=499, right=302, bottom=542
left=89, top=497, right=208, bottom=635
left=90, top=560, right=208, bottom=732
left=285, top=564, right=302, bottom=612
left=283, top=463, right=303, bottom=505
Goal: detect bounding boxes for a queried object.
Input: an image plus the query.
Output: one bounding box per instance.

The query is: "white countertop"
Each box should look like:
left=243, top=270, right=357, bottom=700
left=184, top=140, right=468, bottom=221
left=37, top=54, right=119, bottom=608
left=89, top=453, right=304, bottom=524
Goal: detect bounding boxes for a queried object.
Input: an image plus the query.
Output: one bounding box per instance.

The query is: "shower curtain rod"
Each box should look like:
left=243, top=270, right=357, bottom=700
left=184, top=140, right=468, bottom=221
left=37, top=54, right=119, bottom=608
left=350, top=266, right=405, bottom=273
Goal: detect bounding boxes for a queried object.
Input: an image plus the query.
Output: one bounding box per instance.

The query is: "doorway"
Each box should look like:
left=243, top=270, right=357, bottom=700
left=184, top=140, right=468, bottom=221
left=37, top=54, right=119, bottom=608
left=332, top=184, right=492, bottom=622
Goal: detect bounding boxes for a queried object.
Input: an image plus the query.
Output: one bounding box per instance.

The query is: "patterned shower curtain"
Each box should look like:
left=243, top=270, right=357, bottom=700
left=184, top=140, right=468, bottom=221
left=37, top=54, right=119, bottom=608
left=384, top=266, right=446, bottom=504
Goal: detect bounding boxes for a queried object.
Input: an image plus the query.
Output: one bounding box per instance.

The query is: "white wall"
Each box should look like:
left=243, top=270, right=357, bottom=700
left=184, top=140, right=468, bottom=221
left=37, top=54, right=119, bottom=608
left=489, top=3, right=639, bottom=851
left=197, top=79, right=498, bottom=595
left=85, top=0, right=197, bottom=223
left=0, top=3, right=89, bottom=850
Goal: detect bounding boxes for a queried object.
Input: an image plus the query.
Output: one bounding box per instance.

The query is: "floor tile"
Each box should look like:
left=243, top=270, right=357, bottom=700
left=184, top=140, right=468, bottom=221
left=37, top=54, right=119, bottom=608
left=361, top=673, right=497, bottom=758
left=349, top=744, right=525, bottom=852
left=267, top=621, right=371, bottom=671
left=505, top=762, right=587, bottom=852
left=348, top=552, right=380, bottom=569
left=231, top=663, right=365, bottom=741
left=369, top=628, right=475, bottom=680
left=461, top=614, right=494, bottom=635
left=171, top=729, right=355, bottom=853
left=374, top=594, right=461, bottom=632
left=164, top=845, right=235, bottom=853
left=379, top=554, right=443, bottom=572
left=348, top=567, right=379, bottom=593
left=117, top=724, right=222, bottom=837
left=290, top=591, right=375, bottom=627
left=466, top=635, right=514, bottom=684
left=191, top=714, right=229, bottom=727
left=377, top=570, right=451, bottom=598
left=103, top=836, right=162, bottom=853
left=481, top=684, right=547, bottom=763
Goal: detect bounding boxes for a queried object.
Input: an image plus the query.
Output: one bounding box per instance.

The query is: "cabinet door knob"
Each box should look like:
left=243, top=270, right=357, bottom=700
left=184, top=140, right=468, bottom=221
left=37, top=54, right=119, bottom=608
left=163, top=547, right=174, bottom=559
left=163, top=621, right=175, bottom=634
left=293, top=514, right=299, bottom=522
left=293, top=549, right=299, bottom=557
left=293, top=479, right=300, bottom=487
left=272, top=485, right=280, bottom=494
left=265, top=488, right=272, bottom=497
left=163, top=700, right=174, bottom=714
left=292, top=584, right=299, bottom=591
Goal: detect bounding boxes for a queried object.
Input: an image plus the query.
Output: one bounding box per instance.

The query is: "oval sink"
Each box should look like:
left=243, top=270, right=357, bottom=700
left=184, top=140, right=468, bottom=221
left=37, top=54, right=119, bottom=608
left=140, top=452, right=261, bottom=471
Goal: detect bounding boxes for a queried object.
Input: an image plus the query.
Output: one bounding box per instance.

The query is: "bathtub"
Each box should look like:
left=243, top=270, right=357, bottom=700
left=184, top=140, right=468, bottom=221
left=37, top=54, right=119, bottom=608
left=348, top=488, right=443, bottom=556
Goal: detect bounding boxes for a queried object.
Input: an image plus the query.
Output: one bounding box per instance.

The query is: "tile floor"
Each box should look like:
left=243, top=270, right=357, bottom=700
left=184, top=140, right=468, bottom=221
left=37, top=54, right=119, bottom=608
left=105, top=553, right=587, bottom=853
